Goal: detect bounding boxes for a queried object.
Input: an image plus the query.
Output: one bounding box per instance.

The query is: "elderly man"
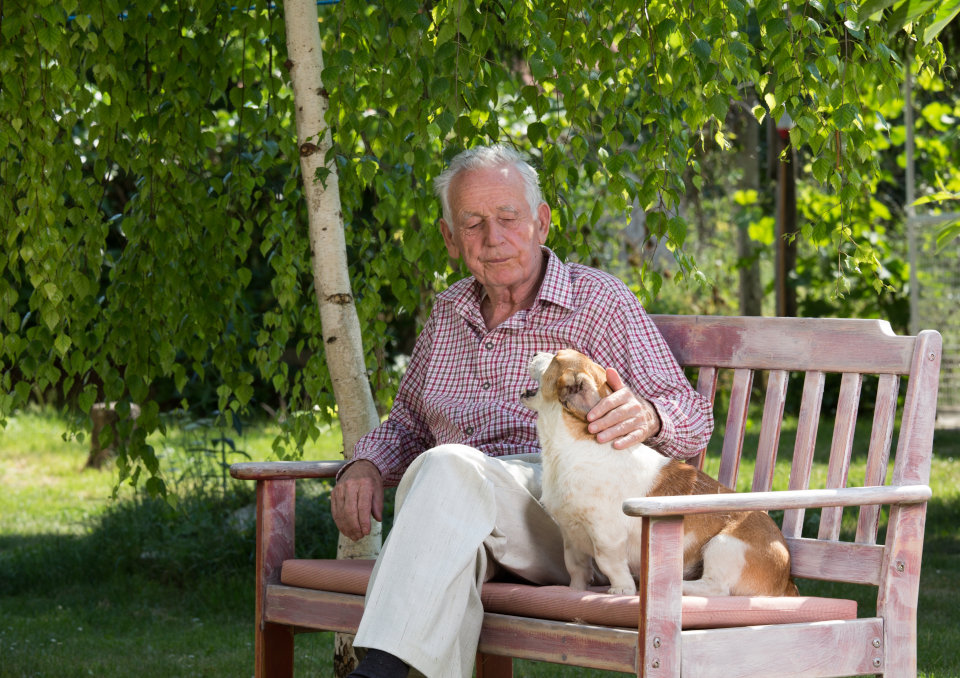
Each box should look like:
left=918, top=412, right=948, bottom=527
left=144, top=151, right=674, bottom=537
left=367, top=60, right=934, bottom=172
left=332, top=145, right=713, bottom=678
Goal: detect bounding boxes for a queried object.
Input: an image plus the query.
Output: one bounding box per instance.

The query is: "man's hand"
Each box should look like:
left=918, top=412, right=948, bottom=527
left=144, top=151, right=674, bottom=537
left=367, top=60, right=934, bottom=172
left=331, top=459, right=384, bottom=541
left=587, top=367, right=661, bottom=449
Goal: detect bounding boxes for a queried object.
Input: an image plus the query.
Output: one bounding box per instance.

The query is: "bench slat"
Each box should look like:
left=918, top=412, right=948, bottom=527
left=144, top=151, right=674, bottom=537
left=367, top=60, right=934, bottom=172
left=782, top=370, right=825, bottom=538
left=680, top=618, right=885, bottom=678
left=819, top=373, right=861, bottom=541
left=691, top=366, right=719, bottom=471
left=651, top=315, right=915, bottom=373
left=753, top=370, right=789, bottom=492
left=265, top=586, right=364, bottom=633
left=857, top=373, right=899, bottom=544
left=719, top=368, right=753, bottom=490
left=786, top=537, right=885, bottom=585
left=478, top=613, right=639, bottom=673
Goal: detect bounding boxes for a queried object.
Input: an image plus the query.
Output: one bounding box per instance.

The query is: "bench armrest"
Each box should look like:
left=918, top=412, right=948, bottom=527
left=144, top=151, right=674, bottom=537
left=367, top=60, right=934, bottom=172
left=229, top=460, right=347, bottom=481
left=622, top=484, right=932, bottom=517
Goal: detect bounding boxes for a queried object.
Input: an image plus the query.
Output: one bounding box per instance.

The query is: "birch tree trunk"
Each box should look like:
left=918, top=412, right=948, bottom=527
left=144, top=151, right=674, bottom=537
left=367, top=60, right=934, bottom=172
left=283, top=1, right=381, bottom=673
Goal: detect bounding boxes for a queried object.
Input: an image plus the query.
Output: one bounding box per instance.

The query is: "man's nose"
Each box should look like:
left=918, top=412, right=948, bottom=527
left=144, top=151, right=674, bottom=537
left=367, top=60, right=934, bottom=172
left=481, top=220, right=507, bottom=245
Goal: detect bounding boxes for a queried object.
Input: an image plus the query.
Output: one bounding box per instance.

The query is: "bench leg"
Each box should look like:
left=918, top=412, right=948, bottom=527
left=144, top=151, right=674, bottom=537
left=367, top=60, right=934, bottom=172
left=255, top=479, right=297, bottom=678
left=476, top=652, right=513, bottom=677
left=257, top=623, right=294, bottom=678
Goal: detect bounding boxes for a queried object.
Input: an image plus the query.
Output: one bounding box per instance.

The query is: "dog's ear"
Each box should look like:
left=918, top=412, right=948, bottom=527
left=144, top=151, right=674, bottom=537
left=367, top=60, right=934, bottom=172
left=598, top=378, right=614, bottom=400
left=558, top=371, right=605, bottom=422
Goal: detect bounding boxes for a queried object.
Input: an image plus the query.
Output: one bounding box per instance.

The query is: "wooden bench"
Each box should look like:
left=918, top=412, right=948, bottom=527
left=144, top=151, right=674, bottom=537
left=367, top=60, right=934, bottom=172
left=230, top=314, right=941, bottom=677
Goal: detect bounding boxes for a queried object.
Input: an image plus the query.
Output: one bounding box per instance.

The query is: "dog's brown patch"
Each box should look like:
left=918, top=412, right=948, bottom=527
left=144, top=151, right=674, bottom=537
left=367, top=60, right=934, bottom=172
left=731, top=514, right=799, bottom=596
left=648, top=461, right=729, bottom=497
left=561, top=410, right=594, bottom=440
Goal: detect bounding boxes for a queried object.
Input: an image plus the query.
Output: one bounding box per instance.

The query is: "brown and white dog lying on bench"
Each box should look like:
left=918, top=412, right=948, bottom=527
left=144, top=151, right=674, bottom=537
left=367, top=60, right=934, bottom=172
left=522, top=349, right=798, bottom=597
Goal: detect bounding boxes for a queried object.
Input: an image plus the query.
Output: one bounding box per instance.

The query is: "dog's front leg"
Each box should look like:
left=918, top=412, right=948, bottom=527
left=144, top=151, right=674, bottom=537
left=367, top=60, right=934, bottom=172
left=593, top=542, right=636, bottom=595
left=563, top=545, right=594, bottom=590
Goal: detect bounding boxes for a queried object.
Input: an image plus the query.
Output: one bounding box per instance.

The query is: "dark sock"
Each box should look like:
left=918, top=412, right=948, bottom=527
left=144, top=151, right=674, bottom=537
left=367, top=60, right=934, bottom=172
left=347, top=649, right=409, bottom=678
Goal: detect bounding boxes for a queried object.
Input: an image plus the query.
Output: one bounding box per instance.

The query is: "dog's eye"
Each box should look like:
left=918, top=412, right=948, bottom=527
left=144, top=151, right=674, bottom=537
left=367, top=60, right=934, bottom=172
left=522, top=387, right=538, bottom=398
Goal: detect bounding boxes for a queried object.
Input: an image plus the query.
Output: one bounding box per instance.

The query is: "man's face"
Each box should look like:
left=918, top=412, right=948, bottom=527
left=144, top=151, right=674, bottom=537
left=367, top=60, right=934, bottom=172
left=440, top=165, right=551, bottom=294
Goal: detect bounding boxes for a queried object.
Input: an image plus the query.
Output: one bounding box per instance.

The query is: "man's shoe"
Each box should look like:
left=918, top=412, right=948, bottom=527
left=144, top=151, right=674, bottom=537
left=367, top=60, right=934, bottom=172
left=347, top=648, right=409, bottom=678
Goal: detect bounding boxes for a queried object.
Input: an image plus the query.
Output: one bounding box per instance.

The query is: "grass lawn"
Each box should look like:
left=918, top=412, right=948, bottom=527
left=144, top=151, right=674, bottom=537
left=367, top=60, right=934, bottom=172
left=1, top=407, right=959, bottom=677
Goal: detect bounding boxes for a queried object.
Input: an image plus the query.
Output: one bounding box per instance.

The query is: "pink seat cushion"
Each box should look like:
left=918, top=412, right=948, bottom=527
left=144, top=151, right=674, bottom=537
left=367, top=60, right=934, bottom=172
left=281, top=558, right=856, bottom=630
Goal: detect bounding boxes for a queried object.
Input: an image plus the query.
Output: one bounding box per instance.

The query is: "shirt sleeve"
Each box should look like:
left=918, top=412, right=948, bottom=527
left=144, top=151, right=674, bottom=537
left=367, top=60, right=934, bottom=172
left=591, top=286, right=714, bottom=461
left=343, top=314, right=439, bottom=486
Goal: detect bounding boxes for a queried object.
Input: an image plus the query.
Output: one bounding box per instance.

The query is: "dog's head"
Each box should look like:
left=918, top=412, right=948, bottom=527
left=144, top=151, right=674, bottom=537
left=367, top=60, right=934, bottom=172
left=521, top=349, right=613, bottom=421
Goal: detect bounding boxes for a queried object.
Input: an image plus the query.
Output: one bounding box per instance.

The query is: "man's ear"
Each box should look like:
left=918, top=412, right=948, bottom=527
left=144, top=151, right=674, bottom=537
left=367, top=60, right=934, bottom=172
left=439, top=218, right=461, bottom=259
left=558, top=372, right=604, bottom=422
left=535, top=202, right=551, bottom=244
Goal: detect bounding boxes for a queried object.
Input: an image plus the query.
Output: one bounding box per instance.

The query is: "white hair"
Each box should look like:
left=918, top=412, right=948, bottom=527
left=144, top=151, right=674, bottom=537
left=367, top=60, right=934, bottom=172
left=433, top=145, right=544, bottom=224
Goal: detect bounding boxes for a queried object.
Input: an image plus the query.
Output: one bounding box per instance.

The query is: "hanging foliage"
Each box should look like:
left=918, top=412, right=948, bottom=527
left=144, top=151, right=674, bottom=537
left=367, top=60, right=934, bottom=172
left=0, top=0, right=949, bottom=491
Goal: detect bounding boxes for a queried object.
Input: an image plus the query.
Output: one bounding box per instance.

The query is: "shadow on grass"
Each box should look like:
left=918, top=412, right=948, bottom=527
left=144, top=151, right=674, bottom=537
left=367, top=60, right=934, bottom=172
left=0, top=481, right=344, bottom=597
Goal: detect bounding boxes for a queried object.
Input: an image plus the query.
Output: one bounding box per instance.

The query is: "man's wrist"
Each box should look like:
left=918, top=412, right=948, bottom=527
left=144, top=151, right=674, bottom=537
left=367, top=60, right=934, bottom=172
left=336, top=457, right=382, bottom=482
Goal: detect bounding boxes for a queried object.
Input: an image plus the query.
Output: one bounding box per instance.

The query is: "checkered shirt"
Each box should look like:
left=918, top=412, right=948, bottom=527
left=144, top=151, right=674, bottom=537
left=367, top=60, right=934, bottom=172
left=352, top=248, right=714, bottom=486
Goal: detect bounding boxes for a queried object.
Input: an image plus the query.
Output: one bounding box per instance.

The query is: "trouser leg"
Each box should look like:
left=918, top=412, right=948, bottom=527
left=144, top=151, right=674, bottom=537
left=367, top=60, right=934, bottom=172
left=353, top=445, right=567, bottom=678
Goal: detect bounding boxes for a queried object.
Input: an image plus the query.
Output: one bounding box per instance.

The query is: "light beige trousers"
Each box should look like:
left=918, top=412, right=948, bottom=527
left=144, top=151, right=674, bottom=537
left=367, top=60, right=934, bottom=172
left=353, top=445, right=570, bottom=678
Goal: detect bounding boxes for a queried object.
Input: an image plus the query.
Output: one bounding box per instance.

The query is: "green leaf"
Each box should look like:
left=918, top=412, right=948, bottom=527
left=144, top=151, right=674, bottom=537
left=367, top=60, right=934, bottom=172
left=857, top=0, right=899, bottom=20
left=691, top=39, right=712, bottom=63
left=78, top=386, right=97, bottom=416
left=54, top=334, right=72, bottom=356
left=529, top=57, right=551, bottom=82
left=923, top=0, right=960, bottom=43
left=235, top=382, right=254, bottom=407
left=436, top=22, right=457, bottom=46
left=237, top=267, right=252, bottom=288
left=37, top=24, right=61, bottom=52
left=527, top=121, right=547, bottom=146
left=936, top=220, right=960, bottom=252
left=357, top=158, right=379, bottom=186
left=102, top=24, right=123, bottom=51
left=833, top=103, right=858, bottom=129
left=144, top=476, right=167, bottom=498
left=812, top=155, right=833, bottom=184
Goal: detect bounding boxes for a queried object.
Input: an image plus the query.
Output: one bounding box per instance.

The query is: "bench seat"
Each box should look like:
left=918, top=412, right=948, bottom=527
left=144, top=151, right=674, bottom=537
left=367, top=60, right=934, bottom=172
left=280, top=558, right=856, bottom=630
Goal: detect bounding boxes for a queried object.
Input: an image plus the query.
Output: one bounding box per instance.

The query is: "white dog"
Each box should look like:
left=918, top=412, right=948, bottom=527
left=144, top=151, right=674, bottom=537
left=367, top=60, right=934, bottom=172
left=522, top=349, right=797, bottom=597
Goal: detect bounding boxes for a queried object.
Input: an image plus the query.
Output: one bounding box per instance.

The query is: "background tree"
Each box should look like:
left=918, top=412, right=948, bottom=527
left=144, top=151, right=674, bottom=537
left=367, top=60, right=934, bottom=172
left=0, top=0, right=955, bottom=493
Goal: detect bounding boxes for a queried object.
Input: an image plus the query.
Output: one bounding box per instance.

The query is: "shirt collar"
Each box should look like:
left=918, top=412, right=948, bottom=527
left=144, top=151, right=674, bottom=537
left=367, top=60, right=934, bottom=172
left=535, top=247, right=576, bottom=311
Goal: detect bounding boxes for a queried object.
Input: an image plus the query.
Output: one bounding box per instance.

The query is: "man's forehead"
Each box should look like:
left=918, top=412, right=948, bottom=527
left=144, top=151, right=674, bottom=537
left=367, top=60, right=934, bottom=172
left=460, top=204, right=521, bottom=216
left=451, top=165, right=518, bottom=193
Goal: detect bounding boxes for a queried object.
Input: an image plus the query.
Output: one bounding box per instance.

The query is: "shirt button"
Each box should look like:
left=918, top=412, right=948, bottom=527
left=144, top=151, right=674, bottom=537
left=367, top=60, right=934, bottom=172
left=484, top=341, right=494, bottom=350
left=481, top=381, right=491, bottom=390
left=465, top=426, right=475, bottom=436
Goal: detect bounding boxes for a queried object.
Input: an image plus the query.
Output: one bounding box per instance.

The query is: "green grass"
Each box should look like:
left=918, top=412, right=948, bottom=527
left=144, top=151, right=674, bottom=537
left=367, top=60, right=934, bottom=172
left=1, top=407, right=959, bottom=677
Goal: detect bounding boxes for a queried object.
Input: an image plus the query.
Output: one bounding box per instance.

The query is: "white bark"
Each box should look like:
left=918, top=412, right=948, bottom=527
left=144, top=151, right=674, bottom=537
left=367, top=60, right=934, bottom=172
left=283, top=1, right=381, bottom=673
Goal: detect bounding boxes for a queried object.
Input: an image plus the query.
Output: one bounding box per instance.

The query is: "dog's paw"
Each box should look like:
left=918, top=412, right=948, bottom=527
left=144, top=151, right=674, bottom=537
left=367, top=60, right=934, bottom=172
left=607, top=584, right=637, bottom=595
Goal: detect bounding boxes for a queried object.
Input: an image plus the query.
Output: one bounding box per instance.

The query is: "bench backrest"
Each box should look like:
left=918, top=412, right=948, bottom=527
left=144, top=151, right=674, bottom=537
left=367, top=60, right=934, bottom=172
left=651, top=315, right=941, bottom=587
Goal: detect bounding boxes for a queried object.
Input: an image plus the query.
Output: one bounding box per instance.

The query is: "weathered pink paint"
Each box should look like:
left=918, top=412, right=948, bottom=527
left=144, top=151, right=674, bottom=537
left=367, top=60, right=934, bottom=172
left=230, top=315, right=941, bottom=677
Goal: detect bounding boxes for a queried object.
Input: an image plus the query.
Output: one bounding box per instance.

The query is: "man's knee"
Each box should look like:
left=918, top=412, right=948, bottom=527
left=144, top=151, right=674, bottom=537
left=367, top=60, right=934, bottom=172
left=395, top=445, right=492, bottom=511
left=406, top=444, right=487, bottom=478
